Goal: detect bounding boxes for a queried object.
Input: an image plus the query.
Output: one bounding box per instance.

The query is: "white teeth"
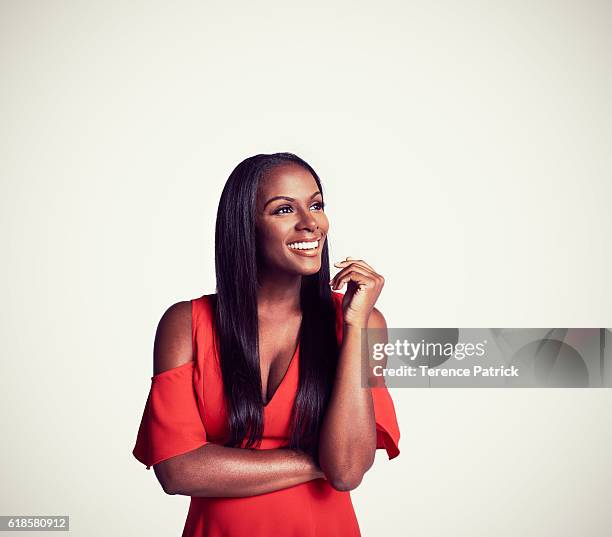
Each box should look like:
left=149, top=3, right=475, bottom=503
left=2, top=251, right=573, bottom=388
left=288, top=240, right=319, bottom=250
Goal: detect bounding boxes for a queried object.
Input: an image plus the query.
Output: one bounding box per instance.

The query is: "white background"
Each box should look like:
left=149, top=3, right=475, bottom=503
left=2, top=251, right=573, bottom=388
left=1, top=0, right=611, bottom=535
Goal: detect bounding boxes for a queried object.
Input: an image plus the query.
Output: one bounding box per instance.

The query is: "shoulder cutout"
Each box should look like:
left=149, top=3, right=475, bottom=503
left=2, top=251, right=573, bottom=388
left=153, top=300, right=194, bottom=376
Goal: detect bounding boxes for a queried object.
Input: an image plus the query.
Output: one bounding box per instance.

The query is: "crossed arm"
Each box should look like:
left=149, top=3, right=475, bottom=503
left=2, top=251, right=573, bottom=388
left=151, top=301, right=386, bottom=497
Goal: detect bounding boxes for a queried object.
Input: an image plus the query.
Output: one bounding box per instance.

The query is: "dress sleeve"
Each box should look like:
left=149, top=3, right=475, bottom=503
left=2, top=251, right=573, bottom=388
left=372, top=384, right=401, bottom=459
left=132, top=360, right=209, bottom=470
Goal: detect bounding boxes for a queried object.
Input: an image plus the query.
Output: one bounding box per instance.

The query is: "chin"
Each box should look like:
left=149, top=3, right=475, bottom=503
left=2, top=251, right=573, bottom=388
left=286, top=258, right=322, bottom=277
left=299, top=263, right=322, bottom=276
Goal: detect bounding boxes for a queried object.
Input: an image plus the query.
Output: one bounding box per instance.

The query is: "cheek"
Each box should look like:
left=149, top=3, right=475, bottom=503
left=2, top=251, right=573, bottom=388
left=256, top=223, right=290, bottom=255
left=256, top=219, right=281, bottom=241
left=317, top=213, right=330, bottom=233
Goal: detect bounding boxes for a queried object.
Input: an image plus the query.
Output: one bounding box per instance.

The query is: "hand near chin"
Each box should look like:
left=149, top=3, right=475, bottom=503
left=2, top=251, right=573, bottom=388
left=329, top=256, right=385, bottom=328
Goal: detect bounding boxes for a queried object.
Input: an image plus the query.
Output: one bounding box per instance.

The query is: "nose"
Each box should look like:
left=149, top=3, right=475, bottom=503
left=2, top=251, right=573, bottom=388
left=296, top=206, right=318, bottom=232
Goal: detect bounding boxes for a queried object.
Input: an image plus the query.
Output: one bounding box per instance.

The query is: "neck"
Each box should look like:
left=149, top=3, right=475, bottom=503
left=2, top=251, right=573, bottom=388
left=256, top=269, right=302, bottom=316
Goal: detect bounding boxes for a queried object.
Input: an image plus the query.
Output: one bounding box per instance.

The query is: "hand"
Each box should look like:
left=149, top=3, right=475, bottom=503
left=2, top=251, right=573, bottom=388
left=329, top=256, right=385, bottom=328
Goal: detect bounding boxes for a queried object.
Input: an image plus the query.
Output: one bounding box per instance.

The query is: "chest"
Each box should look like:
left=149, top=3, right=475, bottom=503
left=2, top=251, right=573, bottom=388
left=195, top=315, right=302, bottom=445
left=258, top=315, right=302, bottom=405
left=193, top=293, right=343, bottom=444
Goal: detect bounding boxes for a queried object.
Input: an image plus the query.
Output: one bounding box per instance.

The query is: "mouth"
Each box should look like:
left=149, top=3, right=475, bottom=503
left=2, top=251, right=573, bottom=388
left=286, top=238, right=322, bottom=256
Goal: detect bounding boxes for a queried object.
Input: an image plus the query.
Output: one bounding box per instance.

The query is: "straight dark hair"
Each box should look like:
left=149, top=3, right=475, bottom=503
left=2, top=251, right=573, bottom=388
left=213, top=152, right=339, bottom=462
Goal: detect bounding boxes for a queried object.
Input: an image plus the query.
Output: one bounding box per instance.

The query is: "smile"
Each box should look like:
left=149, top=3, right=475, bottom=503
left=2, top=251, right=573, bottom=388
left=287, top=240, right=319, bottom=251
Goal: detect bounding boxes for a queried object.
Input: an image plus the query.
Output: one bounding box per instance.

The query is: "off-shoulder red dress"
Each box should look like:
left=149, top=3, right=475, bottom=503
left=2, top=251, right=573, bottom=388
left=133, top=291, right=400, bottom=536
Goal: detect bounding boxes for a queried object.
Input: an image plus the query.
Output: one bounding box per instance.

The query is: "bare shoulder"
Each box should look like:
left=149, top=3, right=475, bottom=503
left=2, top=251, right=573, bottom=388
left=367, top=306, right=387, bottom=329
left=153, top=300, right=193, bottom=375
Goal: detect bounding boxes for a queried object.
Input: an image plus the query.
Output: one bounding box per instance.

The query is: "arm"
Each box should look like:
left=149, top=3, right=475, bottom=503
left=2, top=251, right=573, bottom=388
left=317, top=307, right=387, bottom=491
left=152, top=302, right=324, bottom=497
left=157, top=443, right=324, bottom=497
left=318, top=257, right=387, bottom=491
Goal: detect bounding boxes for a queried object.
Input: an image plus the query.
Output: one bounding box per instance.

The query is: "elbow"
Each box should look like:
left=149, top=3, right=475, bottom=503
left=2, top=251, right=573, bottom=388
left=159, top=474, right=179, bottom=495
left=319, top=445, right=375, bottom=491
left=163, top=486, right=176, bottom=496
left=326, top=456, right=375, bottom=491
left=162, top=478, right=178, bottom=495
left=154, top=464, right=181, bottom=496
left=328, top=470, right=365, bottom=492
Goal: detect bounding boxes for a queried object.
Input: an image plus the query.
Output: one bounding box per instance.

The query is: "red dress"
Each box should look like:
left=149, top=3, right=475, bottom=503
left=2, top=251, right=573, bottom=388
left=133, top=291, right=400, bottom=536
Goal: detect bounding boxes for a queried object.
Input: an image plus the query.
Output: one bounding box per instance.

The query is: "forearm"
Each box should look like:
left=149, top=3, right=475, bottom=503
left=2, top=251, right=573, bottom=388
left=318, top=324, right=376, bottom=490
left=159, top=443, right=324, bottom=497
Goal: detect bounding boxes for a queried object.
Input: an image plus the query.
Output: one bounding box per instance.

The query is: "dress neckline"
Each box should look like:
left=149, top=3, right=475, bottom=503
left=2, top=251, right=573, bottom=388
left=263, top=341, right=299, bottom=409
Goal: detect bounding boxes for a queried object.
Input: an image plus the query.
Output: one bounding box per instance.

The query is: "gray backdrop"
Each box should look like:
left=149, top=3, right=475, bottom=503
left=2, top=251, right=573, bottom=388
left=1, top=0, right=611, bottom=535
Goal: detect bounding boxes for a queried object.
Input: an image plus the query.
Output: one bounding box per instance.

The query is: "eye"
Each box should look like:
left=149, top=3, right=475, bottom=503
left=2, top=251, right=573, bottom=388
left=273, top=205, right=293, bottom=215
left=272, top=201, right=324, bottom=215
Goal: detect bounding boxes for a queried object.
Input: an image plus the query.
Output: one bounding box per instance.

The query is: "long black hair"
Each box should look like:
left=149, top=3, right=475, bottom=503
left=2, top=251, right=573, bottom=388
left=213, top=152, right=339, bottom=462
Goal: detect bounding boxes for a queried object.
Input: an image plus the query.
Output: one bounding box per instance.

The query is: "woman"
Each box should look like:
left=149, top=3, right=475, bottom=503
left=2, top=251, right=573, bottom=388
left=133, top=152, right=400, bottom=536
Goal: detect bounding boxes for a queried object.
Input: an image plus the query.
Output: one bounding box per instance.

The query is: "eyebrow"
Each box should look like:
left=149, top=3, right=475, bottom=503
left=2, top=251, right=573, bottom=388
left=263, top=191, right=322, bottom=209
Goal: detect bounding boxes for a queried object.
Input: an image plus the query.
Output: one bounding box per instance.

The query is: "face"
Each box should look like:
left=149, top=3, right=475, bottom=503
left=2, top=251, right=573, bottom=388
left=255, top=163, right=329, bottom=277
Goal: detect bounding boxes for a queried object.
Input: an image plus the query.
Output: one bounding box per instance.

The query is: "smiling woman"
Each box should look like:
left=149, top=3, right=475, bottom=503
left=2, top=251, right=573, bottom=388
left=255, top=163, right=329, bottom=274
left=132, top=152, right=401, bottom=537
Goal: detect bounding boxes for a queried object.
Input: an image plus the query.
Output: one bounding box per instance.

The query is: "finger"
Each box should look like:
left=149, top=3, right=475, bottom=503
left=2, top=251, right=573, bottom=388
left=330, top=262, right=377, bottom=287
left=332, top=267, right=377, bottom=290
left=334, top=258, right=376, bottom=273
left=333, top=270, right=375, bottom=291
left=332, top=261, right=377, bottom=284
left=334, top=260, right=375, bottom=273
left=339, top=256, right=373, bottom=269
left=333, top=261, right=376, bottom=277
left=330, top=263, right=368, bottom=287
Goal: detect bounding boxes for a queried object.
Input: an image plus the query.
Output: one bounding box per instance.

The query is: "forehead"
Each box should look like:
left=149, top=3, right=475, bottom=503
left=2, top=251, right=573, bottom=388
left=257, top=163, right=319, bottom=200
